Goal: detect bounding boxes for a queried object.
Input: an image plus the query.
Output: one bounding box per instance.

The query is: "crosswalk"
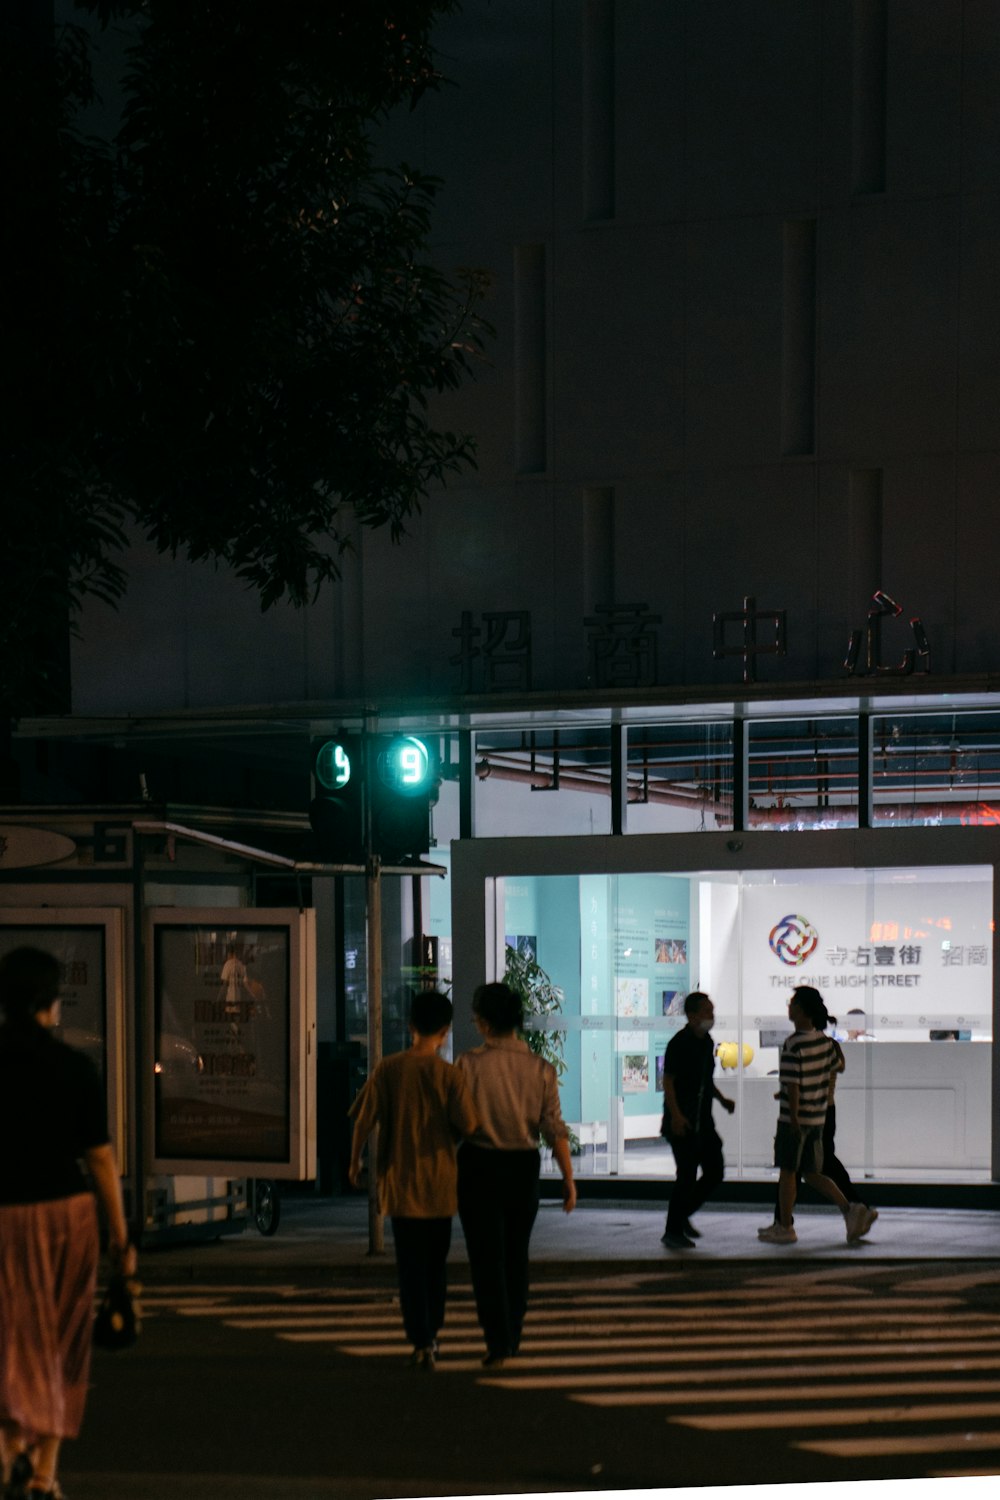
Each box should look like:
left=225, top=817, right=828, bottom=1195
left=141, top=1269, right=1000, bottom=1479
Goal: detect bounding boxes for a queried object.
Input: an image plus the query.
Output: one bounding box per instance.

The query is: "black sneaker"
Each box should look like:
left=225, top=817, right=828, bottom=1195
left=683, top=1221, right=702, bottom=1239
left=661, top=1230, right=696, bottom=1249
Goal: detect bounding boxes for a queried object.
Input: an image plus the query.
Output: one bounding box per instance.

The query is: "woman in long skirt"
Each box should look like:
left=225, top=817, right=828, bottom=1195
left=0, top=948, right=136, bottom=1500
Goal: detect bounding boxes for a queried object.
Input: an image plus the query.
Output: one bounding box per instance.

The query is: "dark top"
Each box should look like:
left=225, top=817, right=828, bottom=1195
left=0, top=1026, right=110, bottom=1205
left=661, top=1027, right=716, bottom=1137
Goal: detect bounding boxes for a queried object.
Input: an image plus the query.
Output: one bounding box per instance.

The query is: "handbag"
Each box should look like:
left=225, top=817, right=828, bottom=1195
left=93, top=1271, right=141, bottom=1351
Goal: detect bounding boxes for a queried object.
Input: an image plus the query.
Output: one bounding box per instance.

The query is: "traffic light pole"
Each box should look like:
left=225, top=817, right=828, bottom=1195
left=309, top=723, right=444, bottom=1256
left=365, top=847, right=385, bottom=1255
left=362, top=718, right=386, bottom=1257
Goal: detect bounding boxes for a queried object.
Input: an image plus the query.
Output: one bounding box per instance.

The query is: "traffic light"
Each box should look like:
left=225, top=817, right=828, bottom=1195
left=370, top=734, right=437, bottom=862
left=309, top=735, right=364, bottom=862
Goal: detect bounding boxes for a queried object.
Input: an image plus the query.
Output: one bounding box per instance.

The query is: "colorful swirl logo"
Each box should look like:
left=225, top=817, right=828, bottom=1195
left=769, top=913, right=818, bottom=967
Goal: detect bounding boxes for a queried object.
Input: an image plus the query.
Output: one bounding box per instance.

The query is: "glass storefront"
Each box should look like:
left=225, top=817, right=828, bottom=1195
left=363, top=696, right=1000, bottom=1188
left=494, top=864, right=993, bottom=1184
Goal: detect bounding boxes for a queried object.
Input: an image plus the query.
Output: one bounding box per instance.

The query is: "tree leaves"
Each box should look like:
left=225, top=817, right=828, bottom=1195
left=3, top=1, right=490, bottom=713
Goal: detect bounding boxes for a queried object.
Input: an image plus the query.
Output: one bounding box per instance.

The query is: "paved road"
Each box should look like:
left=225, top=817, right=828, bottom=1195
left=64, top=1260, right=1000, bottom=1499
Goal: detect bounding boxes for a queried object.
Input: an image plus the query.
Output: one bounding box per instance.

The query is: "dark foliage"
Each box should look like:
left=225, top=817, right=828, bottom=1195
left=2, top=2, right=489, bottom=712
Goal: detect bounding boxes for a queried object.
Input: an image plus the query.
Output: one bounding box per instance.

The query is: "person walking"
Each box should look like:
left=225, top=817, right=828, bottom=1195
left=758, top=986, right=868, bottom=1245
left=762, top=1013, right=878, bottom=1238
left=0, top=946, right=136, bottom=1500
left=813, top=1015, right=877, bottom=1233
left=348, top=991, right=478, bottom=1369
left=660, top=991, right=735, bottom=1250
left=455, top=982, right=576, bottom=1368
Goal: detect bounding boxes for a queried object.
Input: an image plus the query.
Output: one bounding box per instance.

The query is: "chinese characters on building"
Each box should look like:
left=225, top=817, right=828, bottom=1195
left=451, top=610, right=533, bottom=693
left=451, top=589, right=929, bottom=693
left=769, top=936, right=987, bottom=988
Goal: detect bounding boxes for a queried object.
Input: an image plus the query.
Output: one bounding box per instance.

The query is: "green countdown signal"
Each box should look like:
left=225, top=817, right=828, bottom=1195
left=371, top=735, right=436, bottom=860
left=309, top=736, right=363, bottom=861
left=314, top=740, right=352, bottom=792
left=376, top=736, right=431, bottom=795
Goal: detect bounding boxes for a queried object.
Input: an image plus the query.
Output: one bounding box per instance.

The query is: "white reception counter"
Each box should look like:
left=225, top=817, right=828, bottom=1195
left=714, top=1041, right=991, bottom=1174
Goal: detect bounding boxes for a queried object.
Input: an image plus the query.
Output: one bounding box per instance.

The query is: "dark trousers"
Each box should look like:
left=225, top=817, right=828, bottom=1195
left=665, top=1127, right=725, bottom=1234
left=819, top=1107, right=862, bottom=1203
left=457, top=1145, right=540, bottom=1359
left=771, top=1106, right=864, bottom=1221
left=390, top=1215, right=452, bottom=1349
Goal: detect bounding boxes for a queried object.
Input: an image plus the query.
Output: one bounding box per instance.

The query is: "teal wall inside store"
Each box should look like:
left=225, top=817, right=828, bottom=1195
left=505, top=876, right=583, bottom=1126
left=614, top=874, right=691, bottom=1120
left=506, top=872, right=694, bottom=1131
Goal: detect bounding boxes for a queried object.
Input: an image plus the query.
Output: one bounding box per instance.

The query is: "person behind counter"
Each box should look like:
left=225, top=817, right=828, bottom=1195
left=845, top=1008, right=875, bottom=1041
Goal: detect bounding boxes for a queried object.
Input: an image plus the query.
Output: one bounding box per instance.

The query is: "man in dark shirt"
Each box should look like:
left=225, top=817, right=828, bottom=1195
left=660, top=991, right=735, bottom=1249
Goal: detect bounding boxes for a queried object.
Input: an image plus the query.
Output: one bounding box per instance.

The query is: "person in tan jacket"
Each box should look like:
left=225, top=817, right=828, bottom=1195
left=349, top=991, right=478, bottom=1369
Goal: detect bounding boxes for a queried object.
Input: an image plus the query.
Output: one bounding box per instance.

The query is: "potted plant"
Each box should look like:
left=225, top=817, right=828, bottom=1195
left=503, top=944, right=579, bottom=1153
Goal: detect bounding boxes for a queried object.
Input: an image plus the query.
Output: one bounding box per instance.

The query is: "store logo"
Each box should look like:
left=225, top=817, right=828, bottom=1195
left=769, top=913, right=819, bottom=966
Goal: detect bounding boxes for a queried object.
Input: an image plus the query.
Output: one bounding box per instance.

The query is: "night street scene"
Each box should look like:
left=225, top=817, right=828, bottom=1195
left=3, top=4, right=1000, bottom=1500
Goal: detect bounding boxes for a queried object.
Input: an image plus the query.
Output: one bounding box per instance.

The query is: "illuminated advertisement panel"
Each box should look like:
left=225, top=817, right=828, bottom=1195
left=0, top=909, right=126, bottom=1161
left=147, top=908, right=315, bottom=1178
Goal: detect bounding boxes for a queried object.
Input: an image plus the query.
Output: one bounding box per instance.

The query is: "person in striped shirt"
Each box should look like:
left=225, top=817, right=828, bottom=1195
left=758, top=986, right=868, bottom=1245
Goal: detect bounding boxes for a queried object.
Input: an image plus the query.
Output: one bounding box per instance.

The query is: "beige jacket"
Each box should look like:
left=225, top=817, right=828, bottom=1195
left=349, top=1050, right=478, bottom=1216
left=456, top=1036, right=568, bottom=1151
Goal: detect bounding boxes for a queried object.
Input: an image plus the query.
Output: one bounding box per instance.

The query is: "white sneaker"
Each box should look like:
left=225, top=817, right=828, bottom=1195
left=758, top=1222, right=797, bottom=1244
left=858, top=1206, right=879, bottom=1237
left=845, top=1202, right=868, bottom=1242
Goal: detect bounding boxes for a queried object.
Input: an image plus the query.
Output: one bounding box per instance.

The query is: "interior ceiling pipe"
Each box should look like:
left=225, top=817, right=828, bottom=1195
left=475, top=758, right=710, bottom=807
left=736, top=800, right=1000, bottom=827
left=476, top=758, right=1000, bottom=825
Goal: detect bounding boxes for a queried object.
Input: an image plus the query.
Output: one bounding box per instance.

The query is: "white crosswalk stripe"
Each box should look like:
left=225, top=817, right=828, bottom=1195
left=480, top=1354, right=1000, bottom=1390
left=145, top=1271, right=1000, bottom=1471
left=677, top=1399, right=1000, bottom=1430
left=800, top=1432, right=1000, bottom=1459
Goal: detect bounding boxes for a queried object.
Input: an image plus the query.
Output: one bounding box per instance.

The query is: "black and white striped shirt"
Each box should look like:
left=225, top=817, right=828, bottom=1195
left=778, top=1030, right=836, bottom=1127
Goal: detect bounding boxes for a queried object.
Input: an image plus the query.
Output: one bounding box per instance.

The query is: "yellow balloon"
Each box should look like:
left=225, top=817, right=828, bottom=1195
left=715, top=1041, right=754, bottom=1069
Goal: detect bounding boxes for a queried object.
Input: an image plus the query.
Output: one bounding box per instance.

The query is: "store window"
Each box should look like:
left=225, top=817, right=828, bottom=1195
left=473, top=727, right=613, bottom=836
left=500, top=864, right=992, bottom=1184
left=466, top=706, right=1000, bottom=839
left=625, top=722, right=733, bottom=833
left=747, top=717, right=858, bottom=830
left=872, top=711, right=1000, bottom=826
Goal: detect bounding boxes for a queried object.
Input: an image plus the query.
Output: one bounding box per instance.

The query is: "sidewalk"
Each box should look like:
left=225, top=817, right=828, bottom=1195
left=138, top=1194, right=1000, bottom=1283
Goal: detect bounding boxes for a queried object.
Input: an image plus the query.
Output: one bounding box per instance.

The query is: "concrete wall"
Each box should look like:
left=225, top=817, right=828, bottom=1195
left=72, top=0, right=1000, bottom=713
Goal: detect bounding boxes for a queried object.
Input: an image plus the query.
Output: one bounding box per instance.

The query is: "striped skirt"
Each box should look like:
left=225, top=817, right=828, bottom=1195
left=0, top=1193, right=99, bottom=1440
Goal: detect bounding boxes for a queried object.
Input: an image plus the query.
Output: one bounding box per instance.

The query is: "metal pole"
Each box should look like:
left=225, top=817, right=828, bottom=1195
left=610, top=719, right=627, bottom=836
left=858, top=708, right=873, bottom=829
left=364, top=715, right=385, bottom=1256
left=365, top=849, right=384, bottom=1254
left=732, top=714, right=748, bottom=832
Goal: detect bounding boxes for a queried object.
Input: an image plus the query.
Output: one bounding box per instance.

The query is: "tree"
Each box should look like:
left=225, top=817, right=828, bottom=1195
left=2, top=2, right=490, bottom=714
